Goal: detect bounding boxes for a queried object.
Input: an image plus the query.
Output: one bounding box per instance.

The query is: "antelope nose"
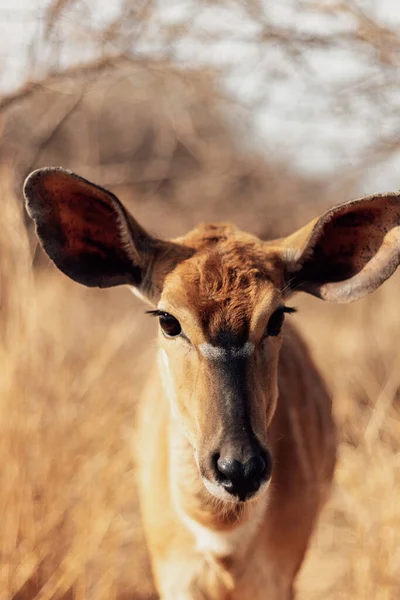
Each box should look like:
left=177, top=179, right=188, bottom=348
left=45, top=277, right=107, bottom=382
left=216, top=453, right=269, bottom=501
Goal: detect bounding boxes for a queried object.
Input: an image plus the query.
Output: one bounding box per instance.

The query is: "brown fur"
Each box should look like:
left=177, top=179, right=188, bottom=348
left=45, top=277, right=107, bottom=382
left=136, top=232, right=335, bottom=600
left=23, top=168, right=400, bottom=600
left=174, top=223, right=282, bottom=342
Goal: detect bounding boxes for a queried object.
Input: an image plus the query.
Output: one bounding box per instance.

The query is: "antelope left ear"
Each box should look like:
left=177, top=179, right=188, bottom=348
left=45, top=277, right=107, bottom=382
left=23, top=167, right=192, bottom=301
left=279, top=192, right=400, bottom=303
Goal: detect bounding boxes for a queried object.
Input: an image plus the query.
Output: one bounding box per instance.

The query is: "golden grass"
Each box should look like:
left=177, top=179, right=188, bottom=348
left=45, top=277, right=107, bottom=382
left=297, top=284, right=400, bottom=599
left=1, top=163, right=399, bottom=599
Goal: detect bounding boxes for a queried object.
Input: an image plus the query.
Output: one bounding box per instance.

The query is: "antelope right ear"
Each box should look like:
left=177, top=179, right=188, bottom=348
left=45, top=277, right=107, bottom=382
left=24, top=168, right=190, bottom=301
left=278, top=191, right=400, bottom=303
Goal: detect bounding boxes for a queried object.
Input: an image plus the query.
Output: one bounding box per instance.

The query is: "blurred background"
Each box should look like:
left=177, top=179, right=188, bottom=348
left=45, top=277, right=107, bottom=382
left=0, top=1, right=399, bottom=598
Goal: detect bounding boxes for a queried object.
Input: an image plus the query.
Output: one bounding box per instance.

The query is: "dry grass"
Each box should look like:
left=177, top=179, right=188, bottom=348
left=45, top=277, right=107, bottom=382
left=0, top=164, right=156, bottom=599
left=297, top=281, right=400, bottom=599
left=1, top=132, right=400, bottom=598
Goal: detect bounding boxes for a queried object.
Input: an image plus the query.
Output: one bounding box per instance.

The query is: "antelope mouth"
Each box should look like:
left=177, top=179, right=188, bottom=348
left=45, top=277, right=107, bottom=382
left=202, top=475, right=270, bottom=504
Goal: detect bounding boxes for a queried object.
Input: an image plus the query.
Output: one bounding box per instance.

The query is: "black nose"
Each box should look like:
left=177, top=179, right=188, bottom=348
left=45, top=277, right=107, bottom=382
left=215, top=451, right=271, bottom=501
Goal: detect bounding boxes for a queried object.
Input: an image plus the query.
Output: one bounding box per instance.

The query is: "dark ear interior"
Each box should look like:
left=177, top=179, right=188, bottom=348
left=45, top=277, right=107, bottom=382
left=285, top=192, right=400, bottom=303
left=24, top=167, right=153, bottom=288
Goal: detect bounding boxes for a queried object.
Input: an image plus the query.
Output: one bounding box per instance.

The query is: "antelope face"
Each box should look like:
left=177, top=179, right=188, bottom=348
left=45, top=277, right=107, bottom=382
left=154, top=228, right=294, bottom=502
left=24, top=168, right=400, bottom=504
left=154, top=226, right=296, bottom=502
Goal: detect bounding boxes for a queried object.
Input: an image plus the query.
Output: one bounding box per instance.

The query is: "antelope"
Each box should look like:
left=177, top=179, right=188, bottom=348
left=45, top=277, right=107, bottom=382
left=24, top=167, right=400, bottom=600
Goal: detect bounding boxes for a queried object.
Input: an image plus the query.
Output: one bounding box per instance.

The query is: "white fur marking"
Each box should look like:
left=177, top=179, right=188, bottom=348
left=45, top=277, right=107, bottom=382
left=177, top=491, right=268, bottom=556
left=202, top=478, right=240, bottom=503
left=199, top=342, right=255, bottom=361
left=129, top=285, right=152, bottom=305
left=158, top=349, right=180, bottom=421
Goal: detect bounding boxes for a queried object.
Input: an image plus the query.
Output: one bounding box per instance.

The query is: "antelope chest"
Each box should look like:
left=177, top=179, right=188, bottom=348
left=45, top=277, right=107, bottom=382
left=169, top=500, right=290, bottom=600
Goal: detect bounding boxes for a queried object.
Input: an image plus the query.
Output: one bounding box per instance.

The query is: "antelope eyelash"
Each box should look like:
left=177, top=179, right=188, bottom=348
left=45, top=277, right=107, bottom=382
left=146, top=310, right=169, bottom=317
left=278, top=306, right=297, bottom=315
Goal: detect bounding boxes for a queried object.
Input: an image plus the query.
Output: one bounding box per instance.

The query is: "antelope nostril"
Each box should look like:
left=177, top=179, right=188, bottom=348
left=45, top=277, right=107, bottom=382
left=211, top=452, right=220, bottom=474
left=244, top=455, right=266, bottom=480
left=262, top=449, right=273, bottom=481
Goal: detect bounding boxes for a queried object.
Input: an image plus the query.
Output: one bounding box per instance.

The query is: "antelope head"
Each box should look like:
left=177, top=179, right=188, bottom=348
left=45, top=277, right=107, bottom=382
left=24, top=168, right=400, bottom=503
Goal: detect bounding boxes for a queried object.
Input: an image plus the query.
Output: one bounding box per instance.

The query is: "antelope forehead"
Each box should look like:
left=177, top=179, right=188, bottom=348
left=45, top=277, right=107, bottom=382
left=198, top=341, right=255, bottom=361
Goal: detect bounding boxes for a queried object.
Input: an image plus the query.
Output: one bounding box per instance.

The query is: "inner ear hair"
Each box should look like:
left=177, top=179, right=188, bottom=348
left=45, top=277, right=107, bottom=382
left=282, top=191, right=400, bottom=303
left=23, top=167, right=193, bottom=298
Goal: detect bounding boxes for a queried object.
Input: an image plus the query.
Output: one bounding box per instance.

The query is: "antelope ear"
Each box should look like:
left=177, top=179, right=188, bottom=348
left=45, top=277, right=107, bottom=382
left=23, top=167, right=186, bottom=298
left=280, top=192, right=400, bottom=303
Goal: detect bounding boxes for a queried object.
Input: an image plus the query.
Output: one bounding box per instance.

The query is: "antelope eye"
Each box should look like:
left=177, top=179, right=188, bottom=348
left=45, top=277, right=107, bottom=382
left=159, top=313, right=182, bottom=338
left=266, top=307, right=285, bottom=337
